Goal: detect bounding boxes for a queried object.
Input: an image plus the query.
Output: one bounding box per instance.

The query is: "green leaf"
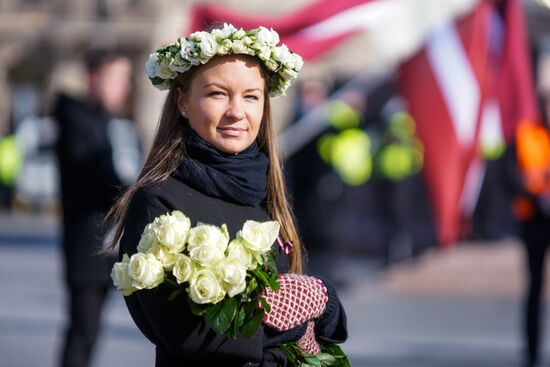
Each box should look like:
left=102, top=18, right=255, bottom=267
left=245, top=277, right=258, bottom=297
left=320, top=345, right=351, bottom=367
left=268, top=275, right=279, bottom=291
left=267, top=255, right=278, bottom=274
left=229, top=306, right=246, bottom=337
left=316, top=353, right=337, bottom=365
left=241, top=308, right=265, bottom=337
left=168, top=289, right=182, bottom=301
left=242, top=300, right=257, bottom=319
left=187, top=298, right=210, bottom=316
left=259, top=296, right=271, bottom=313
left=203, top=300, right=227, bottom=335
left=304, top=357, right=322, bottom=367
left=214, top=298, right=238, bottom=336
left=252, top=268, right=273, bottom=289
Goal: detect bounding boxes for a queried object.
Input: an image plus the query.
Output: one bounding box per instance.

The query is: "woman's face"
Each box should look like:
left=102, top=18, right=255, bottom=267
left=178, top=55, right=266, bottom=154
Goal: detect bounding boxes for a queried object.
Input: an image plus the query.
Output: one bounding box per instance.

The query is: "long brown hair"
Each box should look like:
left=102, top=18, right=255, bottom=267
left=106, top=55, right=304, bottom=273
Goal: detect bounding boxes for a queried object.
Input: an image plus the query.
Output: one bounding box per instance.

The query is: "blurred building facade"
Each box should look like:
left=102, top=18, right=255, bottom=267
left=0, top=0, right=318, bottom=211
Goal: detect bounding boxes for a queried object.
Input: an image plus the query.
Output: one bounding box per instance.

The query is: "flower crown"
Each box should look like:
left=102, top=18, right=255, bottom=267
left=145, top=23, right=304, bottom=98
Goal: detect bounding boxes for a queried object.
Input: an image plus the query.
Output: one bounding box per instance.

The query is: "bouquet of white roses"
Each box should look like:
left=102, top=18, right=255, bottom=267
left=111, top=210, right=281, bottom=338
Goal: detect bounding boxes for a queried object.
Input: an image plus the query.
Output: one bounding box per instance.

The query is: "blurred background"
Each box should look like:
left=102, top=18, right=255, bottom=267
left=2, top=0, right=550, bottom=366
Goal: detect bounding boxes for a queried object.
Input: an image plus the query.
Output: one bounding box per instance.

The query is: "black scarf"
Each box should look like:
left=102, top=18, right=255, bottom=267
left=173, top=132, right=269, bottom=206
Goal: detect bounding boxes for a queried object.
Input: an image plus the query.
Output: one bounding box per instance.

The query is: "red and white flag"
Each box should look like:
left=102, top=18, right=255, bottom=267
left=398, top=0, right=538, bottom=245
left=190, top=0, right=393, bottom=60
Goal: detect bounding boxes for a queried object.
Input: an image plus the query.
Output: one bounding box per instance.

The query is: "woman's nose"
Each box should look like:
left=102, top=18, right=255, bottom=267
left=225, top=98, right=245, bottom=120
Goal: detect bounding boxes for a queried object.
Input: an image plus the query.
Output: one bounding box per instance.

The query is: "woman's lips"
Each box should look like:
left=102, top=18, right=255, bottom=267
left=217, top=126, right=247, bottom=137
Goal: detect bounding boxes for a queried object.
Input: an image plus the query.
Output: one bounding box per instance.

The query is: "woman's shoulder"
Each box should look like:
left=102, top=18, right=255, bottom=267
left=132, top=176, right=191, bottom=204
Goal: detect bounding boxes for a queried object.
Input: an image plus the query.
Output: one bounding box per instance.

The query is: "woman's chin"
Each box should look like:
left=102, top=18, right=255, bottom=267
left=214, top=139, right=253, bottom=155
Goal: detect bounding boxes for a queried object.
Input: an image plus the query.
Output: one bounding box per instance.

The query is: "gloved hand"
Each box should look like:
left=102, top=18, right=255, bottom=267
left=262, top=273, right=328, bottom=331
left=297, top=321, right=321, bottom=355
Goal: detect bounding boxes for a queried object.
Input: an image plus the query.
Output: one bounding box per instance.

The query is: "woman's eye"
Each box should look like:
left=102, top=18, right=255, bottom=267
left=245, top=95, right=259, bottom=101
left=208, top=91, right=225, bottom=97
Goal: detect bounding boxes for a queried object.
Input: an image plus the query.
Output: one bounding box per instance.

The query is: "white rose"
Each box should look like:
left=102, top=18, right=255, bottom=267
left=210, top=28, right=224, bottom=40
left=128, top=253, right=165, bottom=290
left=242, top=36, right=254, bottom=46
left=187, top=224, right=229, bottom=253
left=227, top=239, right=254, bottom=270
left=188, top=269, right=225, bottom=304
left=152, top=211, right=190, bottom=254
left=264, top=59, right=279, bottom=72
left=280, top=67, right=298, bottom=81
left=231, top=40, right=253, bottom=55
left=238, top=220, right=280, bottom=254
left=221, top=23, right=237, bottom=38
left=291, top=53, right=304, bottom=71
left=156, top=58, right=177, bottom=79
left=169, top=55, right=192, bottom=73
left=274, top=44, right=292, bottom=65
left=256, top=27, right=277, bottom=46
left=149, top=244, right=176, bottom=270
left=270, top=28, right=280, bottom=45
left=199, top=33, right=218, bottom=59
left=111, top=254, right=135, bottom=296
left=145, top=52, right=160, bottom=78
left=216, top=39, right=232, bottom=55
left=189, top=244, right=224, bottom=267
left=180, top=40, right=200, bottom=65
left=172, top=254, right=195, bottom=284
left=232, top=29, right=246, bottom=39
left=137, top=223, right=156, bottom=253
left=217, top=258, right=247, bottom=297
left=257, top=46, right=272, bottom=61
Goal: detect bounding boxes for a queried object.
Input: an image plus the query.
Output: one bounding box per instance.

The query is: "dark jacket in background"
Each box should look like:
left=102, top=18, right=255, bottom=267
left=119, top=176, right=347, bottom=367
left=54, top=93, right=123, bottom=286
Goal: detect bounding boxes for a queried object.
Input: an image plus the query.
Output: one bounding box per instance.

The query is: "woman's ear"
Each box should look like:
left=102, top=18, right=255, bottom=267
left=175, top=88, right=187, bottom=117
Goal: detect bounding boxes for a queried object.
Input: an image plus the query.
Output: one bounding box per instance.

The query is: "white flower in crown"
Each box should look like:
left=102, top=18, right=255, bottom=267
left=180, top=39, right=201, bottom=66
left=145, top=52, right=160, bottom=78
left=231, top=40, right=254, bottom=56
left=280, top=67, right=298, bottom=81
left=145, top=23, right=303, bottom=97
left=211, top=23, right=237, bottom=40
left=232, top=28, right=247, bottom=40
left=156, top=56, right=178, bottom=80
left=169, top=53, right=192, bottom=73
left=217, top=39, right=233, bottom=55
left=256, top=26, right=279, bottom=46
left=274, top=44, right=293, bottom=66
left=197, top=32, right=218, bottom=60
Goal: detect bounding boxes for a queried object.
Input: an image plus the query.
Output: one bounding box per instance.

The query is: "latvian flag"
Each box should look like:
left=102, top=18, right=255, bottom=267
left=190, top=0, right=538, bottom=246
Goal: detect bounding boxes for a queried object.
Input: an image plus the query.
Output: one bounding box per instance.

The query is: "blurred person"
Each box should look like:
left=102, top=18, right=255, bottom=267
left=53, top=50, right=141, bottom=367
left=0, top=132, right=23, bottom=210
left=106, top=24, right=347, bottom=366
left=511, top=40, right=550, bottom=367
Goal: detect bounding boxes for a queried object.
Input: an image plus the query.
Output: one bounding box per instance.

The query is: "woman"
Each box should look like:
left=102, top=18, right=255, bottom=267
left=108, top=24, right=347, bottom=366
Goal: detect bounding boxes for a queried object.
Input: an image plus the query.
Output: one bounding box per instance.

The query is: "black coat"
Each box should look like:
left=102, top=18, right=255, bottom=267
left=119, top=176, right=347, bottom=367
left=54, top=93, right=123, bottom=286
